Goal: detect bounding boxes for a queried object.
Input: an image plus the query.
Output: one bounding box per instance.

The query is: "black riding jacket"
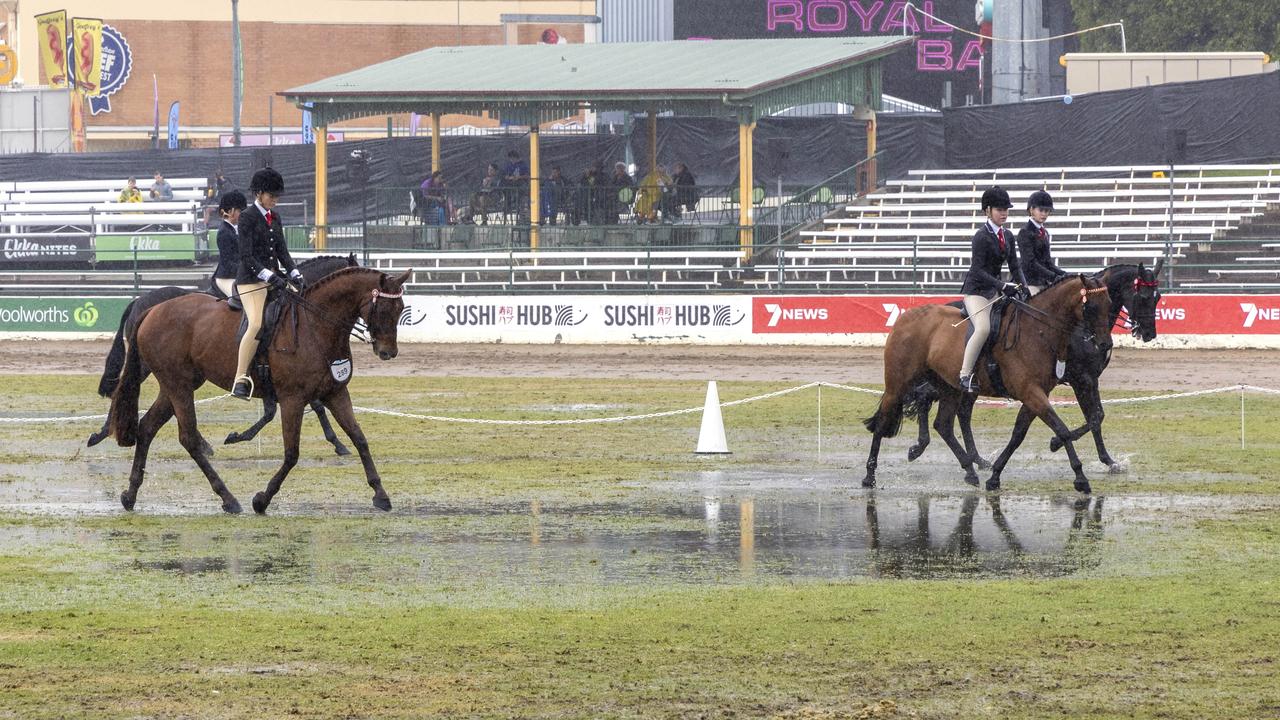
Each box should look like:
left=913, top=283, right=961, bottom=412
left=236, top=203, right=297, bottom=285
left=1016, top=219, right=1065, bottom=287
left=960, top=221, right=1026, bottom=298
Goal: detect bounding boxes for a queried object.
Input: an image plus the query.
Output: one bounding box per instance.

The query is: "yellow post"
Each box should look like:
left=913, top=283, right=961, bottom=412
left=648, top=108, right=658, bottom=177
left=529, top=125, right=540, bottom=250
left=314, top=126, right=328, bottom=250
left=854, top=105, right=877, bottom=194
left=430, top=112, right=441, bottom=171
left=738, top=120, right=755, bottom=257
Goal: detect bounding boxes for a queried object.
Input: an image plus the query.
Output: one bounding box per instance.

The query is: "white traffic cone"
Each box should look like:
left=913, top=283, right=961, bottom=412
left=695, top=381, right=731, bottom=454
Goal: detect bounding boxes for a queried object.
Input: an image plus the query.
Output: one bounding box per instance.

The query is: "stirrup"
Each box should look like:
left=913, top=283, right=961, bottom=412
left=232, top=375, right=254, bottom=400
left=959, top=374, right=979, bottom=394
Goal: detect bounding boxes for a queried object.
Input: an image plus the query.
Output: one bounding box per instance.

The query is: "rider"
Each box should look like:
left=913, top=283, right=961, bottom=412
left=1016, top=189, right=1066, bottom=296
left=212, top=190, right=247, bottom=302
left=959, top=186, right=1027, bottom=394
left=231, top=168, right=305, bottom=400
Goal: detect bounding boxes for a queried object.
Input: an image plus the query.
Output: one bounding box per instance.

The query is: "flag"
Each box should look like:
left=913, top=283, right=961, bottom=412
left=302, top=108, right=314, bottom=144
left=152, top=75, right=159, bottom=149
left=35, top=10, right=69, bottom=88
left=70, top=17, right=104, bottom=94
left=409, top=112, right=421, bottom=137
left=167, top=101, right=180, bottom=149
left=70, top=90, right=87, bottom=152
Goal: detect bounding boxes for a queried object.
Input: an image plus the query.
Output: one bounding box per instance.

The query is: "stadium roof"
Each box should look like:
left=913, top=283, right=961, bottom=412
left=283, top=36, right=911, bottom=125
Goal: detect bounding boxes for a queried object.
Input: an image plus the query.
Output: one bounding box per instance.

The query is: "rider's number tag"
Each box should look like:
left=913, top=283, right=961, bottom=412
left=330, top=358, right=353, bottom=383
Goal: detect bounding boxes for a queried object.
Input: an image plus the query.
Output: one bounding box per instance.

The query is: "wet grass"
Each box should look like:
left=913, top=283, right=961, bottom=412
left=1, top=373, right=1279, bottom=718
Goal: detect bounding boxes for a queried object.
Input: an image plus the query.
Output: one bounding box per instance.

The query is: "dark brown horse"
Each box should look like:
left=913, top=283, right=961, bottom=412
left=862, top=274, right=1113, bottom=493
left=905, top=260, right=1163, bottom=473
left=87, top=254, right=359, bottom=454
left=110, top=266, right=411, bottom=514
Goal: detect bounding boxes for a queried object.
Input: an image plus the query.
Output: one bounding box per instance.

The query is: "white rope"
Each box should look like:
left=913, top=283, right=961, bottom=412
left=903, top=1, right=1126, bottom=50
left=2, top=384, right=1278, bottom=426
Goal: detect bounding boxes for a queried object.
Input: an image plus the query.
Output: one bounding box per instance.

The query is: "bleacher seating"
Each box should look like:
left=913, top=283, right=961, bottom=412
left=784, top=164, right=1280, bottom=290
left=0, top=178, right=209, bottom=236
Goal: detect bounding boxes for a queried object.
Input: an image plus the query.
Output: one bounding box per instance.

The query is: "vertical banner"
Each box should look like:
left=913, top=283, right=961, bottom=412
left=70, top=17, right=104, bottom=94
left=301, top=108, right=314, bottom=144
left=408, top=112, right=421, bottom=137
left=69, top=89, right=87, bottom=152
left=35, top=10, right=69, bottom=88
left=152, top=75, right=160, bottom=149
left=166, top=101, right=180, bottom=149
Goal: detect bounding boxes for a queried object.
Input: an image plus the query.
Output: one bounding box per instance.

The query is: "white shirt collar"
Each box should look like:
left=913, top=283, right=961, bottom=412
left=256, top=200, right=270, bottom=216
left=1029, top=218, right=1045, bottom=232
left=985, top=220, right=1002, bottom=235
left=223, top=218, right=238, bottom=234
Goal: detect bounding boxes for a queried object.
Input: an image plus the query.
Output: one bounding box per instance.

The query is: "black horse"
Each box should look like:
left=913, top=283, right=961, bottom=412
left=904, top=261, right=1162, bottom=474
left=87, top=254, right=360, bottom=455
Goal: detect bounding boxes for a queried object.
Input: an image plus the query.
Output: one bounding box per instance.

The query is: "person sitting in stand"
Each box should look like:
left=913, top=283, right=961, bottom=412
left=574, top=161, right=604, bottom=225
left=668, top=162, right=700, bottom=220
left=118, top=177, right=143, bottom=203
left=502, top=149, right=530, bottom=221
left=608, top=162, right=634, bottom=223
left=634, top=164, right=673, bottom=224
left=419, top=170, right=448, bottom=225
left=231, top=168, right=304, bottom=400
left=149, top=171, right=174, bottom=201
left=540, top=165, right=571, bottom=225
left=958, top=186, right=1027, bottom=394
left=212, top=190, right=248, bottom=304
left=1017, top=189, right=1067, bottom=296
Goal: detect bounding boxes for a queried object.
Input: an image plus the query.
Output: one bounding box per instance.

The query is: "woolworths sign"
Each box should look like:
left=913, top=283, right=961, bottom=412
left=0, top=298, right=131, bottom=333
left=94, top=233, right=196, bottom=262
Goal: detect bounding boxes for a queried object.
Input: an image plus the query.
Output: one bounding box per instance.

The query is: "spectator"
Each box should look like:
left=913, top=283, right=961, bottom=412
left=634, top=164, right=672, bottom=224
left=502, top=149, right=530, bottom=220
left=149, top=171, right=174, bottom=201
left=607, top=161, right=634, bottom=223
left=214, top=168, right=233, bottom=196
left=465, top=163, right=503, bottom=225
left=118, top=177, right=143, bottom=203
left=670, top=162, right=699, bottom=219
left=540, top=165, right=571, bottom=225
left=419, top=170, right=449, bottom=225
left=574, top=160, right=604, bottom=225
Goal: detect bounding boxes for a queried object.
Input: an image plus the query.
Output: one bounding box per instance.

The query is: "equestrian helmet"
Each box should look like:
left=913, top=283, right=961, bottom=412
left=1027, top=189, right=1055, bottom=210
left=218, top=190, right=248, bottom=213
left=249, top=167, right=285, bottom=195
left=981, top=186, right=1013, bottom=210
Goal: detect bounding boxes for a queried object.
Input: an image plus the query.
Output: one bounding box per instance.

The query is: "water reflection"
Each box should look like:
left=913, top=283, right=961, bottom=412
left=109, top=490, right=1109, bottom=586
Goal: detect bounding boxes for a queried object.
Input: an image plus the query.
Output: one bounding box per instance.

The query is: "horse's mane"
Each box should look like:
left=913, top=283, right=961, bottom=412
left=298, top=253, right=358, bottom=270
left=302, top=265, right=384, bottom=296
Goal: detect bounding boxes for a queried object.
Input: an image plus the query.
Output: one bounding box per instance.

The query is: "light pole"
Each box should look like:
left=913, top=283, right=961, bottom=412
left=232, top=0, right=242, bottom=146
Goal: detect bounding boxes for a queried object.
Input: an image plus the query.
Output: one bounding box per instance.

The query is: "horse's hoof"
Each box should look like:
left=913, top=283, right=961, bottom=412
left=223, top=498, right=242, bottom=514
left=907, top=444, right=925, bottom=461
left=975, top=456, right=992, bottom=470
left=120, top=491, right=135, bottom=511
left=87, top=433, right=104, bottom=448
left=1049, top=437, right=1063, bottom=453
left=860, top=476, right=876, bottom=489
left=985, top=477, right=1001, bottom=491
left=333, top=443, right=352, bottom=457
left=1074, top=480, right=1092, bottom=494
left=964, top=472, right=980, bottom=487
left=224, top=433, right=241, bottom=445
left=252, top=492, right=270, bottom=515
left=372, top=496, right=392, bottom=512
left=1107, top=462, right=1126, bottom=475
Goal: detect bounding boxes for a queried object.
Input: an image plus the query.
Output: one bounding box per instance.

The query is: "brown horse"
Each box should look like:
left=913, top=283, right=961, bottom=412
left=862, top=275, right=1113, bottom=493
left=109, top=266, right=411, bottom=514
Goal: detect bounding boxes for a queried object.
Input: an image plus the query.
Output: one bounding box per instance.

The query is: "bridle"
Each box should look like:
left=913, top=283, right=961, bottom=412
left=279, top=279, right=403, bottom=348
left=1001, top=280, right=1110, bottom=353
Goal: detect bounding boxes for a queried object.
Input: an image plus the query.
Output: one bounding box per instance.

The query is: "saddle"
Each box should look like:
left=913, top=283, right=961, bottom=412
left=206, top=276, right=243, bottom=311
left=952, top=297, right=1013, bottom=397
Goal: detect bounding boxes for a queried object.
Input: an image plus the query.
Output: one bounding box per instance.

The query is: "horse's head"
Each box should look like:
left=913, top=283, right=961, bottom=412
left=361, top=269, right=411, bottom=361
left=1124, top=260, right=1162, bottom=342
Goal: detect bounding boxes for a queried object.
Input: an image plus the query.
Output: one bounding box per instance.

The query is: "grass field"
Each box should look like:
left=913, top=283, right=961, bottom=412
left=1, top=373, right=1279, bottom=719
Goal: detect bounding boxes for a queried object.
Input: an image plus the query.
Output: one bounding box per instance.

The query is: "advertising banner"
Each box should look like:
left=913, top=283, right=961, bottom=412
left=0, top=297, right=130, bottom=333
left=35, top=10, right=69, bottom=88
left=94, top=233, right=196, bottom=263
left=166, top=101, right=180, bottom=149
left=70, top=17, right=104, bottom=94
left=88, top=25, right=133, bottom=115
left=0, top=234, right=93, bottom=265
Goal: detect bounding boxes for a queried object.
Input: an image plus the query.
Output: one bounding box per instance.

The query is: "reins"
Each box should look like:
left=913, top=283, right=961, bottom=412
left=1000, top=282, right=1109, bottom=351
left=276, top=274, right=401, bottom=348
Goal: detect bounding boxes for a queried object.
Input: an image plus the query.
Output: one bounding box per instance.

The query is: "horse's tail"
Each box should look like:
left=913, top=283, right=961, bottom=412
left=97, top=298, right=136, bottom=398
left=109, top=309, right=149, bottom=447
left=863, top=401, right=904, bottom=438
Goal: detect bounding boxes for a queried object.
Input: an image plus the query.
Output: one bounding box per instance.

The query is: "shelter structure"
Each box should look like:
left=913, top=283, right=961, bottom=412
left=282, top=36, right=910, bottom=251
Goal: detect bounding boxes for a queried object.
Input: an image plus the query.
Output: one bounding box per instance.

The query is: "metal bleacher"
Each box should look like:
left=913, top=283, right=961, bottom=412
left=766, top=164, right=1280, bottom=292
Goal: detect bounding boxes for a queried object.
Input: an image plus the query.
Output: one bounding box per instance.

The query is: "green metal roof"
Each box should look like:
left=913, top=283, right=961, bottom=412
left=283, top=37, right=910, bottom=125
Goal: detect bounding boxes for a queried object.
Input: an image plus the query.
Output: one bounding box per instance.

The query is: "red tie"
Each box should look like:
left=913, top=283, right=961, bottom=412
left=1038, top=226, right=1046, bottom=239
left=997, top=228, right=1006, bottom=253
left=265, top=210, right=274, bottom=226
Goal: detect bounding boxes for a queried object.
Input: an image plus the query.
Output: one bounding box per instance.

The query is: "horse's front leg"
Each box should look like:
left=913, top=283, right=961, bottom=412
left=323, top=387, right=391, bottom=511
left=1049, top=376, right=1098, bottom=451
left=225, top=396, right=277, bottom=445
left=310, top=400, right=352, bottom=456
left=249, top=397, right=303, bottom=514
left=1030, top=396, right=1092, bottom=494
left=985, top=405, right=1037, bottom=491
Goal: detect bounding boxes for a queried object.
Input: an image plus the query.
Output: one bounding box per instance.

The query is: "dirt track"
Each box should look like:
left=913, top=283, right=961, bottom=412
left=7, top=340, right=1277, bottom=389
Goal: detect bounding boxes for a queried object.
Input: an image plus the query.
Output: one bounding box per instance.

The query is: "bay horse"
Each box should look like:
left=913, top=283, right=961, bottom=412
left=905, top=260, right=1162, bottom=472
left=87, top=254, right=359, bottom=455
left=862, top=274, right=1113, bottom=493
left=109, top=266, right=411, bottom=514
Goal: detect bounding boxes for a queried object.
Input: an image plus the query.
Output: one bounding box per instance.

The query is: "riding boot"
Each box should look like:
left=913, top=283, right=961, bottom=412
left=959, top=374, right=979, bottom=394
left=232, top=377, right=253, bottom=400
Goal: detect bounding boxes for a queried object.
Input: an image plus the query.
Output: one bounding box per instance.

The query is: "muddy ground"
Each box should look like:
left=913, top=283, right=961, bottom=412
left=7, top=340, right=1277, bottom=389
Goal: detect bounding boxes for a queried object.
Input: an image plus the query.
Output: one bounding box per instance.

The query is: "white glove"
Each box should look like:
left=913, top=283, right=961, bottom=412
left=257, top=268, right=274, bottom=282
left=289, top=269, right=303, bottom=281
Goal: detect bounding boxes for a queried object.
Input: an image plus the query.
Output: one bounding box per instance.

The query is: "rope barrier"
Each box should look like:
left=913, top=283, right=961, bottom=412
left=2, top=384, right=1276, bottom=427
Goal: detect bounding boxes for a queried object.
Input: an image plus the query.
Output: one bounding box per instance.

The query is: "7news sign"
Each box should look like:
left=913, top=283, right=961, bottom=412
left=752, top=296, right=954, bottom=333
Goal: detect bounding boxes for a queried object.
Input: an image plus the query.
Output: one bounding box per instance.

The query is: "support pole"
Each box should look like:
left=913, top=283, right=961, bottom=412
left=314, top=127, right=328, bottom=250
left=529, top=125, right=541, bottom=250
left=738, top=119, right=755, bottom=258
left=647, top=107, right=658, bottom=178
left=853, top=105, right=877, bottom=194
left=430, top=112, right=441, bottom=172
